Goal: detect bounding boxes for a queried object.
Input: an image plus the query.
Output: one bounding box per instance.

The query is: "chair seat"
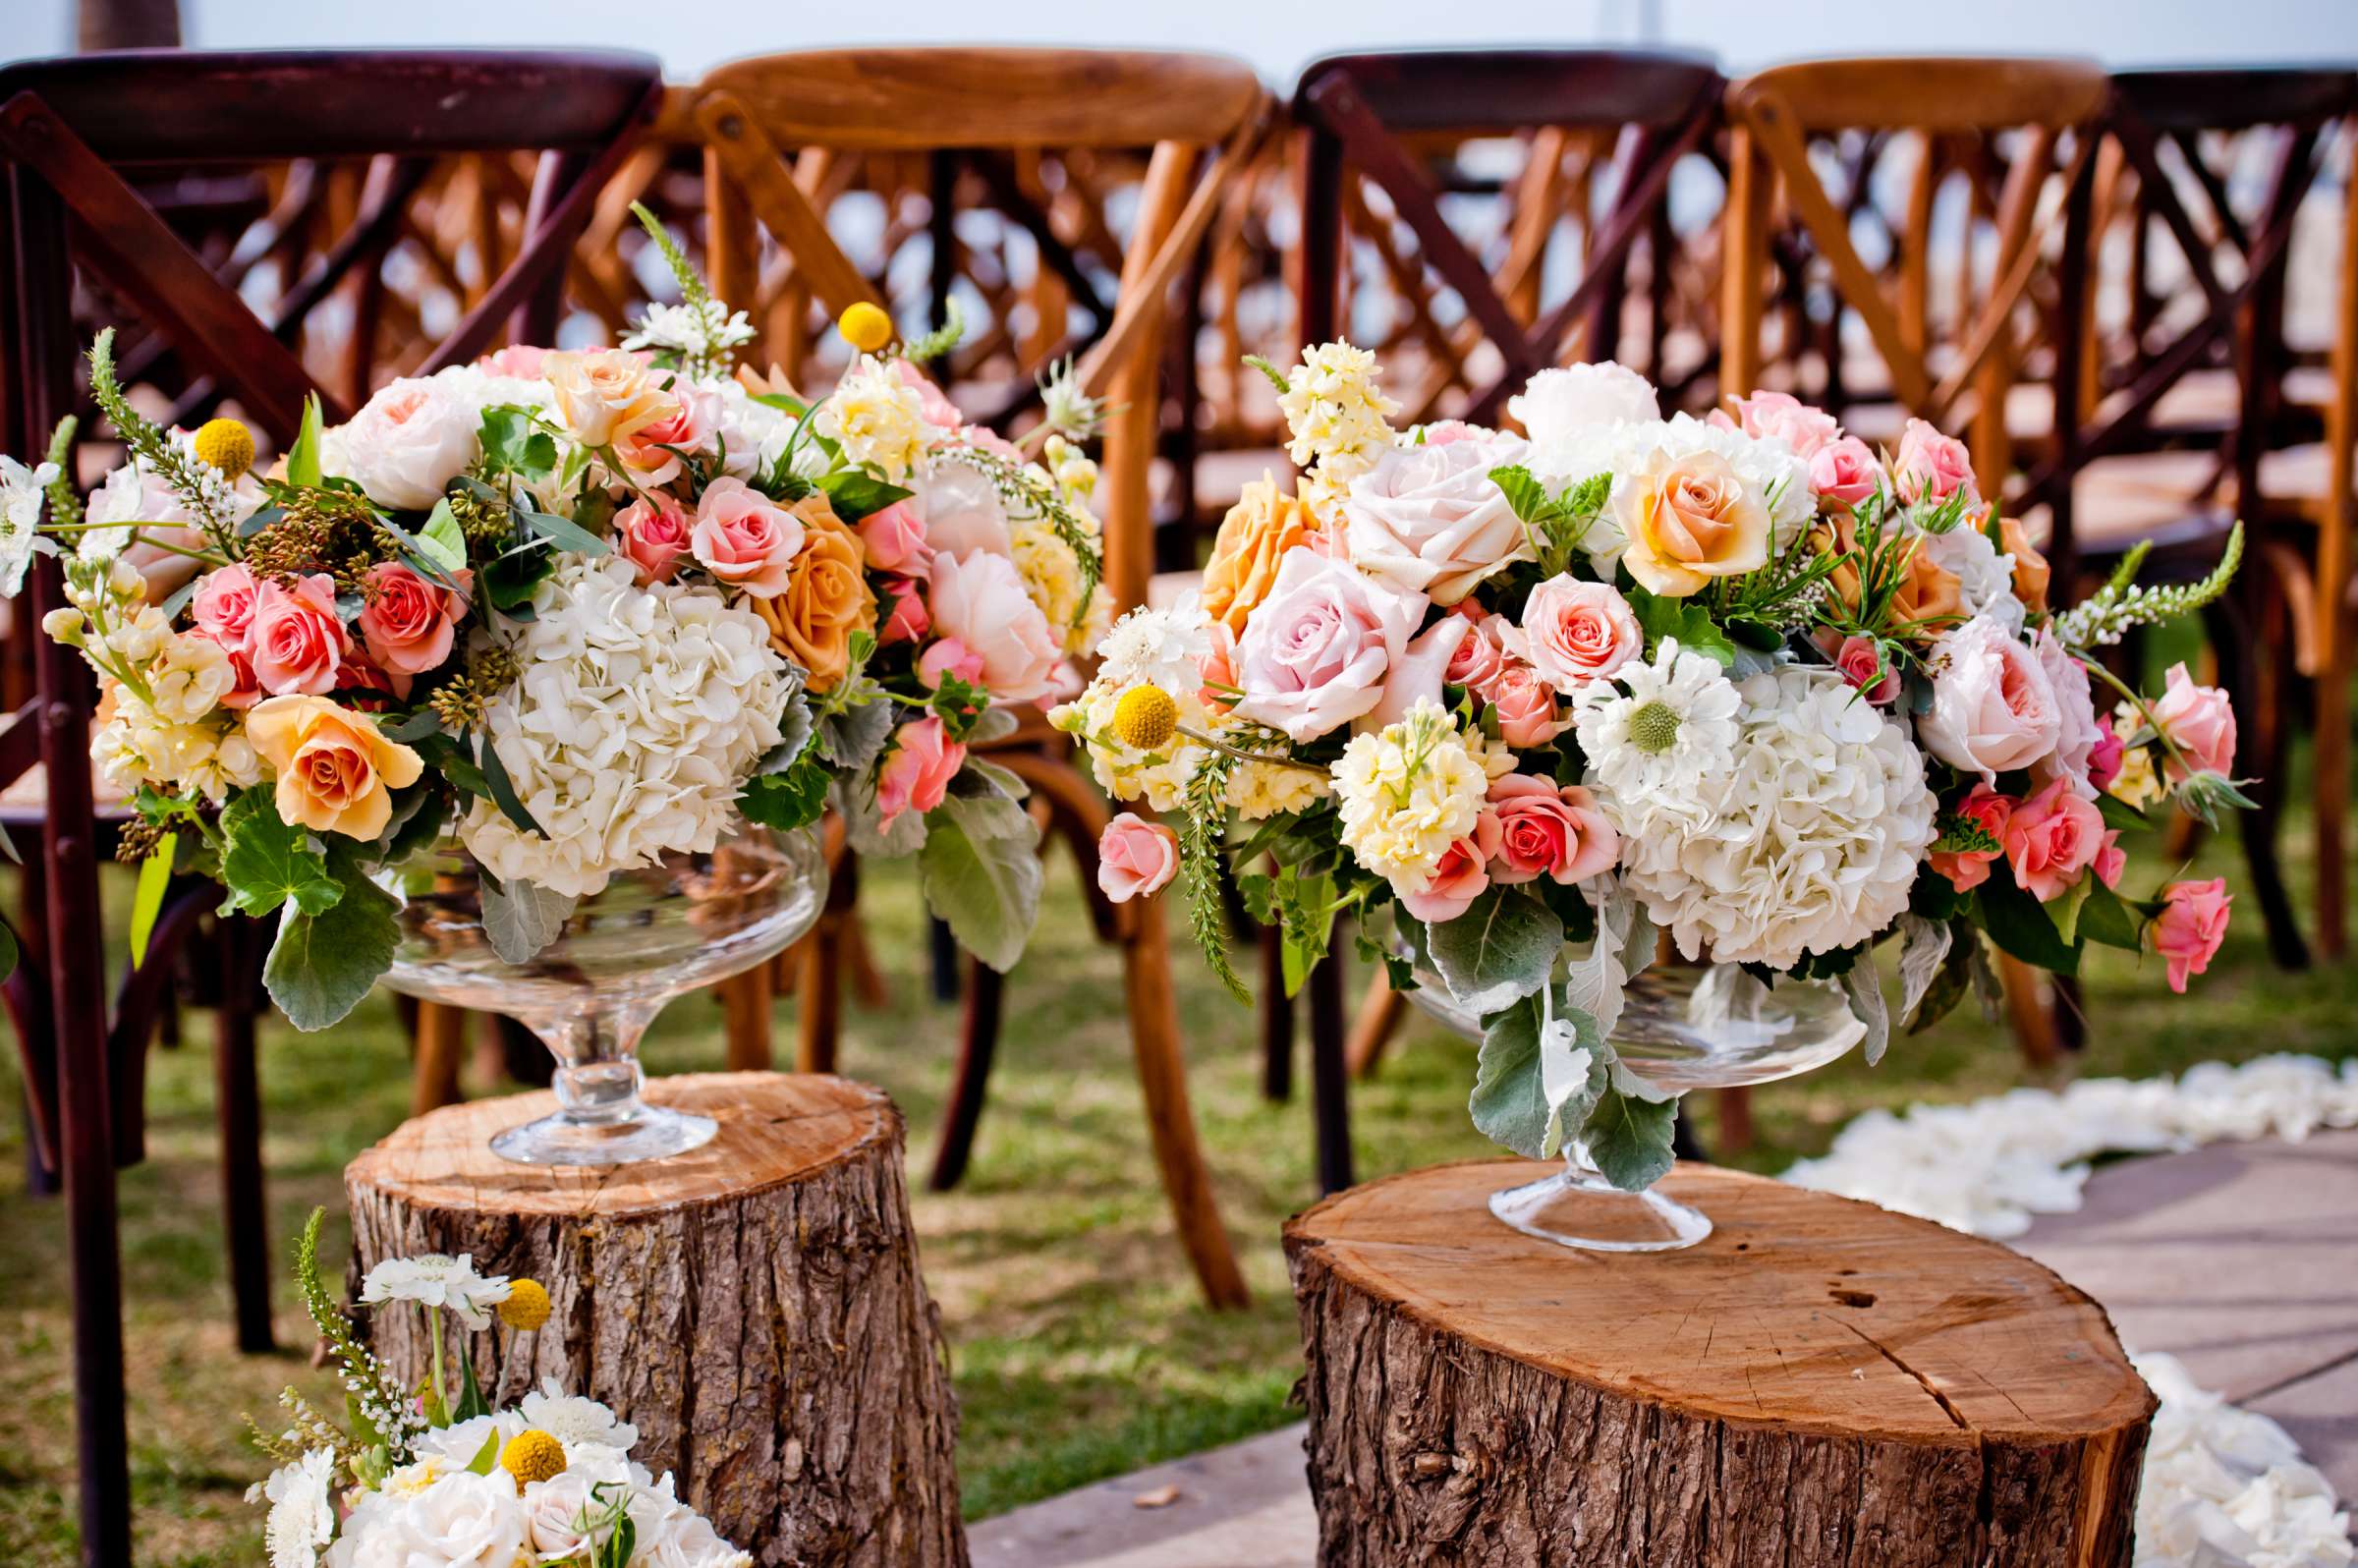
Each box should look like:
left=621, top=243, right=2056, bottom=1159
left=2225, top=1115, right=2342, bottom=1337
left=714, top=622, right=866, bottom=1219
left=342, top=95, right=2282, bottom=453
left=2041, top=451, right=2238, bottom=559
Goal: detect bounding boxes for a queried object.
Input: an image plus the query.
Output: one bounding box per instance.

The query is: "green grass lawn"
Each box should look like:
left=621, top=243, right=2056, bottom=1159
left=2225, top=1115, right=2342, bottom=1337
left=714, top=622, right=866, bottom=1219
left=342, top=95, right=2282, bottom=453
left=3, top=763, right=2353, bottom=1564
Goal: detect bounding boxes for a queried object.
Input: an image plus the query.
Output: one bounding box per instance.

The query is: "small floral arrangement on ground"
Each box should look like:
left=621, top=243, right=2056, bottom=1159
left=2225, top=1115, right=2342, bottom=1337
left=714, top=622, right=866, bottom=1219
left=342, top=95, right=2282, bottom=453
left=0, top=209, right=1100, bottom=1024
left=1056, top=344, right=2251, bottom=1189
left=247, top=1210, right=751, bottom=1568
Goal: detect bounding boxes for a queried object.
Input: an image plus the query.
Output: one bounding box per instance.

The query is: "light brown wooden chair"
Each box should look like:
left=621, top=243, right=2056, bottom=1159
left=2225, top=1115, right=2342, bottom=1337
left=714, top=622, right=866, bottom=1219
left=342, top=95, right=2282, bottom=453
left=686, top=47, right=1267, bottom=1309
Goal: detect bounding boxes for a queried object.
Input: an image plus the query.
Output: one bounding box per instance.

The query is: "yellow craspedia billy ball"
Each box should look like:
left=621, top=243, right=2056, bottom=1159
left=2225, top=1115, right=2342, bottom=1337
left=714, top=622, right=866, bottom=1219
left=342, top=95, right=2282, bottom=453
left=1111, top=685, right=1178, bottom=752
left=192, top=418, right=255, bottom=478
left=497, top=1279, right=551, bottom=1332
left=499, top=1429, right=567, bottom=1488
left=838, top=302, right=894, bottom=354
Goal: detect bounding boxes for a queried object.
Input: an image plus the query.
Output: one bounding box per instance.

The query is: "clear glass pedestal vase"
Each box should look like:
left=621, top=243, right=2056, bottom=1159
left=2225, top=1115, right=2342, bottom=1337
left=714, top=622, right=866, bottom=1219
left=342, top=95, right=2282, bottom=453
left=381, top=821, right=827, bottom=1166
left=1407, top=955, right=1867, bottom=1253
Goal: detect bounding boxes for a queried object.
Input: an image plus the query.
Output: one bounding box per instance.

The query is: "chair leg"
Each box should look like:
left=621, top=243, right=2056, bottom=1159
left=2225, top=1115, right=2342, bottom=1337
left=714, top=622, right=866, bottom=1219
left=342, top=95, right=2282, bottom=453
left=214, top=918, right=272, bottom=1354
left=412, top=1003, right=467, bottom=1115
left=1308, top=942, right=1353, bottom=1195
left=1999, top=954, right=2061, bottom=1067
left=720, top=966, right=774, bottom=1071
left=1714, top=1087, right=1753, bottom=1156
left=928, top=958, right=1003, bottom=1191
left=1258, top=926, right=1293, bottom=1102
left=843, top=912, right=889, bottom=1010
left=927, top=917, right=961, bottom=1003
left=1119, top=897, right=1250, bottom=1310
left=1344, top=969, right=1405, bottom=1080
left=2208, top=594, right=2310, bottom=969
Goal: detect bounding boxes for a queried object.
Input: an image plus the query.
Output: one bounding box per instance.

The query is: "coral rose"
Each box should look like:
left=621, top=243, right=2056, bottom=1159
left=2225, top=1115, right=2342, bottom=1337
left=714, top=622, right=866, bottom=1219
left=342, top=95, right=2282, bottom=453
left=1487, top=660, right=1566, bottom=748
left=877, top=576, right=929, bottom=644
left=615, top=493, right=693, bottom=585
left=1929, top=782, right=2013, bottom=892
left=357, top=561, right=470, bottom=680
left=249, top=574, right=349, bottom=697
left=1487, top=775, right=1618, bottom=885
left=245, top=694, right=423, bottom=840
left=1200, top=476, right=1319, bottom=637
left=2153, top=878, right=2232, bottom=993
left=753, top=496, right=874, bottom=692
left=1615, top=447, right=1770, bottom=596
left=2002, top=777, right=2106, bottom=902
left=1097, top=812, right=1181, bottom=903
left=610, top=382, right=719, bottom=485
left=1397, top=813, right=1502, bottom=923
left=875, top=715, right=964, bottom=828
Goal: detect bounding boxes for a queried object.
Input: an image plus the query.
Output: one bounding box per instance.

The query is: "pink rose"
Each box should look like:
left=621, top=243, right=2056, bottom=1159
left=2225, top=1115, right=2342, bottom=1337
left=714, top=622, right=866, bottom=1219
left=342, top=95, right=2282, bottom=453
left=1519, top=577, right=1641, bottom=693
left=2094, top=830, right=2125, bottom=891
left=1487, top=660, right=1565, bottom=748
left=1810, top=435, right=1885, bottom=511
left=875, top=715, right=965, bottom=829
left=191, top=564, right=261, bottom=650
left=1096, top=812, right=1181, bottom=904
left=890, top=359, right=966, bottom=430
left=2087, top=713, right=2126, bottom=792
left=908, top=464, right=1012, bottom=559
left=1420, top=420, right=1484, bottom=447
left=1397, top=814, right=1503, bottom=923
left=927, top=549, right=1062, bottom=702
left=1230, top=546, right=1424, bottom=743
left=1367, top=616, right=1472, bottom=730
left=357, top=561, right=469, bottom=677
left=877, top=577, right=929, bottom=644
left=1929, top=782, right=2013, bottom=893
left=1919, top=616, right=2061, bottom=782
left=2003, top=777, right=2106, bottom=902
left=612, top=383, right=719, bottom=484
left=616, top=493, right=693, bottom=585
left=919, top=637, right=986, bottom=690
left=249, top=574, right=349, bottom=697
left=691, top=477, right=806, bottom=598
left=1444, top=608, right=1509, bottom=692
left=859, top=498, right=931, bottom=574
left=1340, top=432, right=1532, bottom=603
left=1715, top=389, right=1840, bottom=460
left=1197, top=623, right=1240, bottom=714
left=1487, top=775, right=1618, bottom=885
left=480, top=345, right=548, bottom=377
left=2152, top=878, right=2231, bottom=993
left=1830, top=633, right=1900, bottom=705
left=2150, top=662, right=2236, bottom=782
left=1894, top=418, right=1979, bottom=507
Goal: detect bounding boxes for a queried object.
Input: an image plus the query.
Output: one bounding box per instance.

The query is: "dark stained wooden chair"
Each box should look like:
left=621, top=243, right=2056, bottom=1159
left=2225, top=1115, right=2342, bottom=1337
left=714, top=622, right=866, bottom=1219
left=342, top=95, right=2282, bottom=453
left=0, top=48, right=662, bottom=1564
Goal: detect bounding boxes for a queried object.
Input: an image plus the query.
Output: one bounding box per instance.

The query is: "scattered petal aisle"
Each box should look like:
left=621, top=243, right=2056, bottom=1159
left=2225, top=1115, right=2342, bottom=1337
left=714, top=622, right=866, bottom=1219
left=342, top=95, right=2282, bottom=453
left=1784, top=1055, right=2358, bottom=1567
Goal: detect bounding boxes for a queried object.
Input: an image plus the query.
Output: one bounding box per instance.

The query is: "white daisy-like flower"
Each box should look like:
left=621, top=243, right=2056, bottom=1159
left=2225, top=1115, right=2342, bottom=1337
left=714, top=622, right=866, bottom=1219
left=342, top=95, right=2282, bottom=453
left=254, top=1446, right=337, bottom=1568
left=1572, top=640, right=1741, bottom=807
left=624, top=299, right=758, bottom=372
left=520, top=1377, right=640, bottom=1454
left=1095, top=595, right=1214, bottom=693
left=1600, top=664, right=1937, bottom=969
left=0, top=453, right=58, bottom=596
left=1330, top=698, right=1488, bottom=894
left=359, top=1253, right=512, bottom=1329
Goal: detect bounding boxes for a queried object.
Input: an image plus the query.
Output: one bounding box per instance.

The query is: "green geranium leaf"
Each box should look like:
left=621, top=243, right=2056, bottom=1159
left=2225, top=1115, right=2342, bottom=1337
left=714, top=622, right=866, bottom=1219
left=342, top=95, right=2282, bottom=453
left=1580, top=1086, right=1679, bottom=1192
left=1428, top=887, right=1561, bottom=1016
left=219, top=790, right=343, bottom=920
left=814, top=470, right=913, bottom=523
left=128, top=839, right=175, bottom=968
left=419, top=498, right=468, bottom=575
left=738, top=756, right=831, bottom=833
left=919, top=812, right=1042, bottom=975
left=1628, top=588, right=1736, bottom=669
left=478, top=407, right=557, bottom=480
left=263, top=869, right=399, bottom=1032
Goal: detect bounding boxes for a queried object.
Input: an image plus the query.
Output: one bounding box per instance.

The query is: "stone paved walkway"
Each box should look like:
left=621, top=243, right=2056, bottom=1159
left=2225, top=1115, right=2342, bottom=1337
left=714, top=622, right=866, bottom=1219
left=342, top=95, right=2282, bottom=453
left=968, top=1129, right=2358, bottom=1566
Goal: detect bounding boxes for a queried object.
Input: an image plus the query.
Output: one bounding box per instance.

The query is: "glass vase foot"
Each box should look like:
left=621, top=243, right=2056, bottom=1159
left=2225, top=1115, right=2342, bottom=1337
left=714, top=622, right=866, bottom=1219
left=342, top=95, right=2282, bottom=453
left=1489, top=1158, right=1712, bottom=1253
left=490, top=1102, right=718, bottom=1166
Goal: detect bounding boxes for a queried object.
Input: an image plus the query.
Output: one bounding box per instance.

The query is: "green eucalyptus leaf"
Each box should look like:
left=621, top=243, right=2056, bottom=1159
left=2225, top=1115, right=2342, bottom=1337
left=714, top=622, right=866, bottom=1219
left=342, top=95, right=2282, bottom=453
left=477, top=736, right=543, bottom=837
left=419, top=498, right=467, bottom=575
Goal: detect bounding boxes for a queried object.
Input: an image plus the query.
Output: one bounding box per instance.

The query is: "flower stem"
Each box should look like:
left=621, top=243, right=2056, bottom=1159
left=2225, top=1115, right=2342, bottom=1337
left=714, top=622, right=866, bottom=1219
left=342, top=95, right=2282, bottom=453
left=1173, top=724, right=1327, bottom=776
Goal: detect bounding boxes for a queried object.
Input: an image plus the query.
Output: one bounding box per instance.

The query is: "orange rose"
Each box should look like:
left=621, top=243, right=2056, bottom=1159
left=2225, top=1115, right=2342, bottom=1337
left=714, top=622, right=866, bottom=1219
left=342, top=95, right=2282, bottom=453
left=245, top=695, right=423, bottom=840
left=1200, top=476, right=1319, bottom=636
left=1615, top=449, right=1770, bottom=596
left=755, top=495, right=875, bottom=693
left=1814, top=514, right=1963, bottom=642
left=1998, top=515, right=2050, bottom=613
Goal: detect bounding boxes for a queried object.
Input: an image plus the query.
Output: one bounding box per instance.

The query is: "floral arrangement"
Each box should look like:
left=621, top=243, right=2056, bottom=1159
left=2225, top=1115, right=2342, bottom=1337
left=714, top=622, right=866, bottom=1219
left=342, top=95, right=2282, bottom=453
left=1056, top=344, right=2250, bottom=1189
left=0, top=210, right=1101, bottom=1023
left=246, top=1210, right=751, bottom=1568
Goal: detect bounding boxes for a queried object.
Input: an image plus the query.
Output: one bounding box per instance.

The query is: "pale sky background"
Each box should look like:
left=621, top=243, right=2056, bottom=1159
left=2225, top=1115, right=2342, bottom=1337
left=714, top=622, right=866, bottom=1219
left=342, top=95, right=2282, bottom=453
left=8, top=0, right=2358, bottom=78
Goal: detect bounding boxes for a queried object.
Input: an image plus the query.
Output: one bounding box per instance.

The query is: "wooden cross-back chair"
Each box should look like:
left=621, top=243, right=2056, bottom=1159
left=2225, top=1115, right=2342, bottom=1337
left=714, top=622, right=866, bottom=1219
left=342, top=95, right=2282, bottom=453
left=1295, top=48, right=1727, bottom=425
left=0, top=49, right=663, bottom=1564
left=688, top=47, right=1268, bottom=1311
left=2026, top=69, right=2358, bottom=969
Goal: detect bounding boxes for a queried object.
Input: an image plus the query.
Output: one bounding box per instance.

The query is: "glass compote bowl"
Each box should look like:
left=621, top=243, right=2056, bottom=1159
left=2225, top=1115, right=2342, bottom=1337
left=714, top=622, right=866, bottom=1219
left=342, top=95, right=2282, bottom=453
left=1406, top=955, right=1865, bottom=1253
left=381, top=820, right=827, bottom=1166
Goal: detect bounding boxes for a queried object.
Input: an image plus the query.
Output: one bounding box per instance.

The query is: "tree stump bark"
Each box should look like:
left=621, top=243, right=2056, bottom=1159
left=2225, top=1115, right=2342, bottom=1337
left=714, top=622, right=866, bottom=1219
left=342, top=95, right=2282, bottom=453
left=347, top=1071, right=966, bottom=1568
left=1284, top=1159, right=2157, bottom=1568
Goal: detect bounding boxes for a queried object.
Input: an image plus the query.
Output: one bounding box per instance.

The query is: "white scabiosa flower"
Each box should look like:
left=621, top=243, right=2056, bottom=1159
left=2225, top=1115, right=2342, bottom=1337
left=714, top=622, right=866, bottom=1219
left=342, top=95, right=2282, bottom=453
left=1572, top=640, right=1741, bottom=808
left=254, top=1447, right=337, bottom=1568
left=458, top=556, right=792, bottom=898
left=360, top=1253, right=512, bottom=1329
left=1330, top=698, right=1488, bottom=895
left=1095, top=595, right=1215, bottom=694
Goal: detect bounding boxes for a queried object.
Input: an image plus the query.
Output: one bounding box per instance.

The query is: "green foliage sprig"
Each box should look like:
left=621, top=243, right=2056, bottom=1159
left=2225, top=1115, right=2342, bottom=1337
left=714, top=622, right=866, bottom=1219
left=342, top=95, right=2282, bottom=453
left=1181, top=749, right=1248, bottom=1004
left=2052, top=523, right=2243, bottom=649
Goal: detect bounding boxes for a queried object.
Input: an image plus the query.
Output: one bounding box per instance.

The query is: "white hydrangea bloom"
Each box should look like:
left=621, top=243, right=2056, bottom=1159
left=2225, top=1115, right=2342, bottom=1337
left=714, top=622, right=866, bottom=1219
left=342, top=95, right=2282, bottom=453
left=1330, top=699, right=1488, bottom=894
left=359, top=1253, right=511, bottom=1329
left=1571, top=641, right=1741, bottom=810
left=459, top=556, right=791, bottom=898
left=1597, top=664, right=1937, bottom=969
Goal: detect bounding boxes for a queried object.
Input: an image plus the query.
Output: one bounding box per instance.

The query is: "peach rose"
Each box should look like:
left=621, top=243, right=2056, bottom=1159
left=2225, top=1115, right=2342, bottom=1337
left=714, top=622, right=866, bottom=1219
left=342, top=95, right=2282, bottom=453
left=692, top=477, right=807, bottom=598
left=1894, top=418, right=1979, bottom=507
left=1810, top=435, right=1885, bottom=512
left=753, top=497, right=873, bottom=692
left=357, top=561, right=469, bottom=680
left=1201, top=476, right=1320, bottom=637
left=1519, top=577, right=1641, bottom=693
left=1097, top=812, right=1181, bottom=904
left=1397, top=813, right=1503, bottom=923
left=616, top=493, right=693, bottom=585
left=1615, top=447, right=1770, bottom=596
left=249, top=574, right=349, bottom=697
left=1929, top=782, right=2013, bottom=892
left=926, top=549, right=1062, bottom=703
left=2003, top=777, right=2106, bottom=902
left=1997, top=515, right=2050, bottom=612
left=543, top=349, right=669, bottom=449
left=875, top=715, right=965, bottom=829
left=2152, top=878, right=2231, bottom=992
left=2149, top=662, right=2236, bottom=782
left=332, top=377, right=478, bottom=511
left=610, top=382, right=719, bottom=484
left=245, top=694, right=423, bottom=840
left=191, top=564, right=261, bottom=649
left=1487, top=660, right=1565, bottom=748
left=1487, top=775, right=1618, bottom=885
left=858, top=498, right=931, bottom=575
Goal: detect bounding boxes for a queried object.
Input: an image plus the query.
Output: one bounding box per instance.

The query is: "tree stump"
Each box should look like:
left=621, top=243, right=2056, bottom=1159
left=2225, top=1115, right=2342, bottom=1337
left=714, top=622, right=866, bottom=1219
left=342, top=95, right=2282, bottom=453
left=1284, top=1159, right=2157, bottom=1568
left=347, top=1071, right=966, bottom=1568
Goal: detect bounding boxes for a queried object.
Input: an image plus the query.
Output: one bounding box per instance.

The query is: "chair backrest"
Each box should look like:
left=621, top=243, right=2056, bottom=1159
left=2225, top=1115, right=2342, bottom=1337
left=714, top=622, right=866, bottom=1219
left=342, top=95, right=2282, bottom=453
left=1721, top=56, right=2111, bottom=513
left=1291, top=48, right=1725, bottom=424
left=0, top=47, right=665, bottom=444
left=686, top=47, right=1268, bottom=616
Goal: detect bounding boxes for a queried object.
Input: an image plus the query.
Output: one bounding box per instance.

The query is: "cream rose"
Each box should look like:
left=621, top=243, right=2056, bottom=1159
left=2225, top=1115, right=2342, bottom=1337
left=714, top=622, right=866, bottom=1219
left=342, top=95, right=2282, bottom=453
left=331, top=377, right=478, bottom=511
left=1341, top=432, right=1532, bottom=603
left=1614, top=446, right=1770, bottom=596
left=927, top=547, right=1062, bottom=703
left=1230, top=545, right=1425, bottom=743
left=543, top=349, right=669, bottom=449
left=1918, top=615, right=2062, bottom=782
left=246, top=694, right=424, bottom=840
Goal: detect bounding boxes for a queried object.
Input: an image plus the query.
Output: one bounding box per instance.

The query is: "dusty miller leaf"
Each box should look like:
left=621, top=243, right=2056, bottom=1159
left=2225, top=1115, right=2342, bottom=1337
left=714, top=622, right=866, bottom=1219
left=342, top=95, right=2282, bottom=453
left=1429, top=888, right=1561, bottom=1018
left=479, top=876, right=577, bottom=965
